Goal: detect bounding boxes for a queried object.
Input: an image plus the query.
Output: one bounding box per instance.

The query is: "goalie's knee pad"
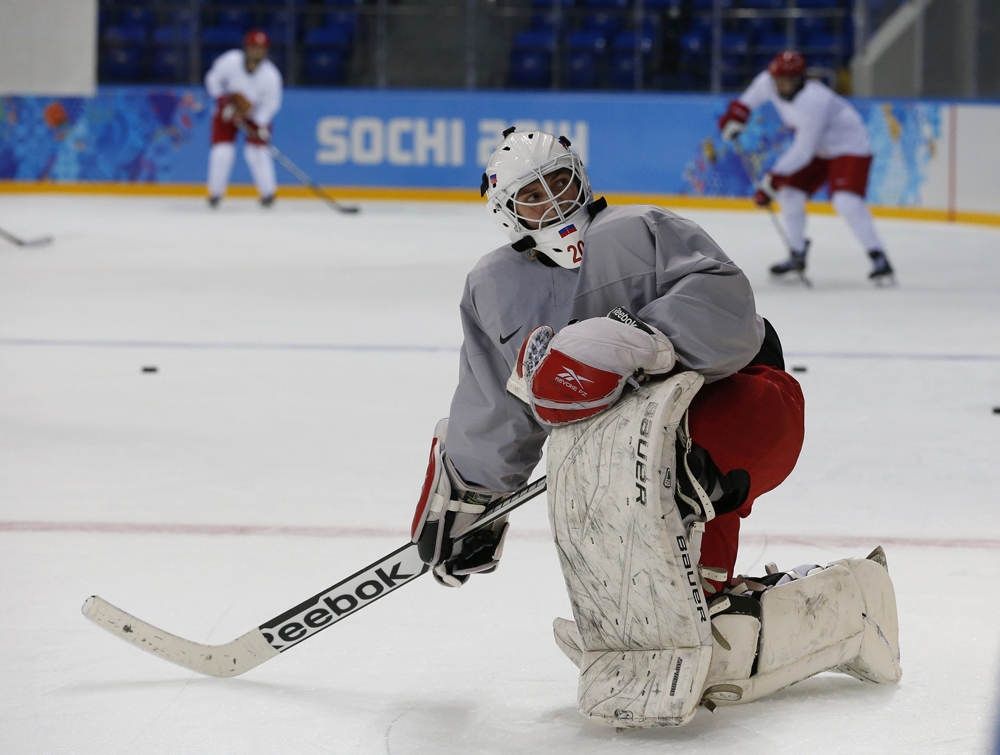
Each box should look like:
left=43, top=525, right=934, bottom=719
left=703, top=546, right=902, bottom=708
left=547, top=372, right=714, bottom=729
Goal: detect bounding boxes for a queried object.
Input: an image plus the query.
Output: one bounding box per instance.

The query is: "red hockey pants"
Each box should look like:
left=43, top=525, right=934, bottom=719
left=687, top=365, right=805, bottom=586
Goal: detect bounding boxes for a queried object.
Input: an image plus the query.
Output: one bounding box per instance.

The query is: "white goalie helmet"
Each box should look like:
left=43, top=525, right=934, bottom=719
left=481, top=129, right=594, bottom=269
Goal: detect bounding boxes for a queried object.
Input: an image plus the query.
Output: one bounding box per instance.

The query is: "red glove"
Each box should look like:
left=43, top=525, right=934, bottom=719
left=753, top=172, right=790, bottom=206
left=511, top=307, right=676, bottom=426
left=242, top=118, right=271, bottom=144
left=718, top=100, right=750, bottom=141
left=218, top=93, right=252, bottom=124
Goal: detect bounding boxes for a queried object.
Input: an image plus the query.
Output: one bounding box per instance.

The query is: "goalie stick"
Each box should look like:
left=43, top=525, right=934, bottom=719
left=82, top=476, right=547, bottom=678
left=731, top=140, right=812, bottom=289
left=234, top=119, right=360, bottom=215
left=0, top=226, right=54, bottom=248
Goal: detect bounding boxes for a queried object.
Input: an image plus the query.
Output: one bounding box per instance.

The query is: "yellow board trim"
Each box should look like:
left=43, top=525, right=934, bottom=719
left=1, top=181, right=998, bottom=228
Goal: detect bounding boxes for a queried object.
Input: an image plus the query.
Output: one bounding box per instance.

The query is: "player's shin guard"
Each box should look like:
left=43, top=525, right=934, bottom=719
left=702, top=547, right=902, bottom=708
left=546, top=372, right=713, bottom=728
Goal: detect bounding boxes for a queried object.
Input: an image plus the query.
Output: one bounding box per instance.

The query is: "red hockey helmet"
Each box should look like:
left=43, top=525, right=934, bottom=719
left=244, top=29, right=270, bottom=48
left=768, top=50, right=806, bottom=78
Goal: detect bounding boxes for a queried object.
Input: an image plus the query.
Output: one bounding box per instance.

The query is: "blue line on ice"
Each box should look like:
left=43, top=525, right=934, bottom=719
left=2, top=337, right=1000, bottom=362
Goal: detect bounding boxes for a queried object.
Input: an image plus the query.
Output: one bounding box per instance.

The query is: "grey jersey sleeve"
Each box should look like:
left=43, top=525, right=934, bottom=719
left=636, top=211, right=764, bottom=383
left=445, top=283, right=548, bottom=493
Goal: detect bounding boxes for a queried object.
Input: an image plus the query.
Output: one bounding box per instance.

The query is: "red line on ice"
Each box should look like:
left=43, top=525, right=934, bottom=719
left=1, top=520, right=998, bottom=551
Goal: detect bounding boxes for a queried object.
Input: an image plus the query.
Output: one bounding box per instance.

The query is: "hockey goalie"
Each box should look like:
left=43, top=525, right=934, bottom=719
left=410, top=129, right=901, bottom=728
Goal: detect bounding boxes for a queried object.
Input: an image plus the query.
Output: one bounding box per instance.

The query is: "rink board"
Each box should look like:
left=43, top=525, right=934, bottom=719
left=0, top=87, right=998, bottom=217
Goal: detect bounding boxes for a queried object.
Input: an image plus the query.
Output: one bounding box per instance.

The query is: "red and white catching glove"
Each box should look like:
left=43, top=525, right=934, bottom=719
left=410, top=419, right=508, bottom=587
left=508, top=307, right=676, bottom=426
left=718, top=100, right=750, bottom=142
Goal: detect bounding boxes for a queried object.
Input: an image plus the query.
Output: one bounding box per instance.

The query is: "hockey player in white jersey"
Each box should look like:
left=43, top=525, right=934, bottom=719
left=204, top=30, right=283, bottom=207
left=718, top=51, right=895, bottom=282
left=409, top=129, right=901, bottom=727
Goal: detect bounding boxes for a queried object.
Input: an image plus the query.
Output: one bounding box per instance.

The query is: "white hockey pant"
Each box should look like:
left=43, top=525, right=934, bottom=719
left=546, top=372, right=714, bottom=729
left=831, top=190, right=885, bottom=252
left=244, top=144, right=277, bottom=199
left=779, top=187, right=886, bottom=255
left=778, top=186, right=808, bottom=254
left=207, top=142, right=236, bottom=199
left=207, top=143, right=276, bottom=199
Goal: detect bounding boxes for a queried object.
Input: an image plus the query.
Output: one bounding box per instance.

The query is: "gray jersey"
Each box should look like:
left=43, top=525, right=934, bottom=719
left=447, top=203, right=765, bottom=492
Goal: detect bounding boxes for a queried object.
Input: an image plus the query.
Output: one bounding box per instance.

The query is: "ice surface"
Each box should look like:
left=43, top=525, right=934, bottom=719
left=1, top=195, right=999, bottom=754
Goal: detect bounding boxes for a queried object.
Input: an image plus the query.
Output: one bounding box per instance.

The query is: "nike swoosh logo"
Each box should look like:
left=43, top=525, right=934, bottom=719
left=499, top=327, right=522, bottom=345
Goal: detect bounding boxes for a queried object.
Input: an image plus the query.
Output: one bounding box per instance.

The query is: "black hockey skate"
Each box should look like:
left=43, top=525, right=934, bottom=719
left=207, top=196, right=220, bottom=209
left=261, top=195, right=275, bottom=208
left=769, top=240, right=812, bottom=287
left=868, top=250, right=895, bottom=285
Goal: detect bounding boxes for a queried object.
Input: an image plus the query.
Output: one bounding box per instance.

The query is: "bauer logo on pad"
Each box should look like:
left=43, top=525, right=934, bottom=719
left=558, top=224, right=577, bottom=238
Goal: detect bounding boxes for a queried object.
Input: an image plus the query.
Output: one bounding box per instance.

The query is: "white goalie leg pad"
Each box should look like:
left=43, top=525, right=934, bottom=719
left=703, top=549, right=902, bottom=707
left=546, top=372, right=712, bottom=729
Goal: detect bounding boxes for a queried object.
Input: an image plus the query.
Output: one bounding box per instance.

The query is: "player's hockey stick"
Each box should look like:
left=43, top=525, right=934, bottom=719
left=731, top=140, right=812, bottom=289
left=82, top=476, right=547, bottom=677
left=234, top=119, right=360, bottom=215
left=0, top=226, right=54, bottom=248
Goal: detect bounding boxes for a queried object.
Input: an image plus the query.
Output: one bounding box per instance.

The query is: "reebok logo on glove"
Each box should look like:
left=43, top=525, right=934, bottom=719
left=510, top=308, right=677, bottom=426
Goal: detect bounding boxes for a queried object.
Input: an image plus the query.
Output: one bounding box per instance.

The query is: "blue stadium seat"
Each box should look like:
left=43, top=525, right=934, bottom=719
left=322, top=11, right=357, bottom=34
left=214, top=9, right=253, bottom=30
left=201, top=27, right=245, bottom=47
left=532, top=0, right=577, bottom=8
left=305, top=26, right=353, bottom=49
left=804, top=32, right=840, bottom=51
left=797, top=0, right=842, bottom=7
left=104, top=24, right=148, bottom=45
left=118, top=7, right=155, bottom=29
left=321, top=0, right=360, bottom=6
left=531, top=11, right=566, bottom=32
left=152, top=47, right=189, bottom=83
left=643, top=0, right=681, bottom=9
left=303, top=49, right=347, bottom=85
left=101, top=46, right=143, bottom=82
left=582, top=12, right=622, bottom=38
left=739, top=0, right=783, bottom=8
left=721, top=32, right=748, bottom=54
left=609, top=52, right=637, bottom=89
left=796, top=15, right=829, bottom=40
left=264, top=10, right=297, bottom=43
left=679, top=29, right=709, bottom=63
left=612, top=30, right=653, bottom=55
left=153, top=25, right=193, bottom=45
left=743, top=16, right=776, bottom=42
left=757, top=32, right=789, bottom=52
left=568, top=30, right=607, bottom=52
left=513, top=29, right=557, bottom=51
left=691, top=0, right=731, bottom=8
left=509, top=50, right=552, bottom=87
left=565, top=51, right=599, bottom=89
left=584, top=0, right=629, bottom=9
left=166, top=8, right=197, bottom=28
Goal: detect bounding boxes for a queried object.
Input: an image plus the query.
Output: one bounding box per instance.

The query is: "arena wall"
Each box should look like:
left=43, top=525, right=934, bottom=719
left=1, top=87, right=997, bottom=226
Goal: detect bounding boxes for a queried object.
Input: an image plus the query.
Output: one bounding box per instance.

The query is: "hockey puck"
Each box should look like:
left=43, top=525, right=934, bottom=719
left=993, top=407, right=1000, bottom=414
left=142, top=366, right=158, bottom=373
left=791, top=365, right=808, bottom=373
